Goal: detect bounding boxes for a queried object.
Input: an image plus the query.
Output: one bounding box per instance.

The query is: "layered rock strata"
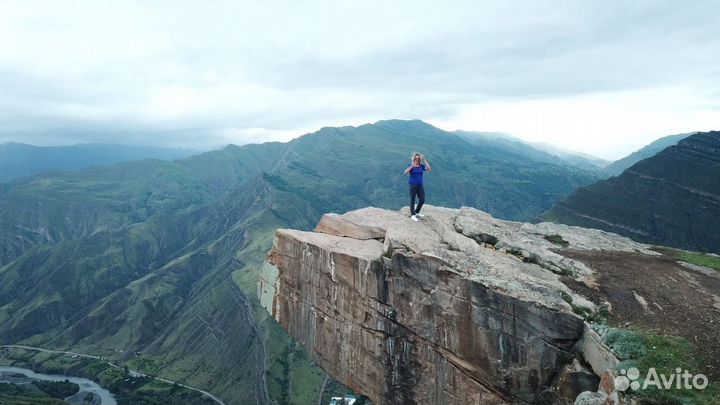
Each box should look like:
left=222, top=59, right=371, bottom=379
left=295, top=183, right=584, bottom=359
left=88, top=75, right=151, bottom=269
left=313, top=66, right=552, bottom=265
left=259, top=206, right=638, bottom=404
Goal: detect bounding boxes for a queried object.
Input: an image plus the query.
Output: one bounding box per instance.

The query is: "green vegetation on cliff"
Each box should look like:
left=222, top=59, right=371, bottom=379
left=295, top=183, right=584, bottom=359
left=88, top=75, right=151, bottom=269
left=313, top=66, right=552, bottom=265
left=604, top=329, right=720, bottom=405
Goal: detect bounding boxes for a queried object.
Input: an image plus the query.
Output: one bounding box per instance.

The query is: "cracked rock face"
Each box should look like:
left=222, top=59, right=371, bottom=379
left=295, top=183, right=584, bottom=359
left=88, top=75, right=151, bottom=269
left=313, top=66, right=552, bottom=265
left=259, top=206, right=640, bottom=404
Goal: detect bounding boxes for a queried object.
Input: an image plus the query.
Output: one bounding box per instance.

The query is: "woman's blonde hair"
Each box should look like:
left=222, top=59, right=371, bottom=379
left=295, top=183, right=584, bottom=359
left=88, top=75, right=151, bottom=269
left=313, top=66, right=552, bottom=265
left=411, top=152, right=421, bottom=162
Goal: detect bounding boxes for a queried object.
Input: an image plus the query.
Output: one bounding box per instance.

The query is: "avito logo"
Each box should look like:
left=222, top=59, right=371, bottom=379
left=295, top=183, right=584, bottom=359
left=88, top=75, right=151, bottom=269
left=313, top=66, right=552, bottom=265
left=614, top=367, right=708, bottom=391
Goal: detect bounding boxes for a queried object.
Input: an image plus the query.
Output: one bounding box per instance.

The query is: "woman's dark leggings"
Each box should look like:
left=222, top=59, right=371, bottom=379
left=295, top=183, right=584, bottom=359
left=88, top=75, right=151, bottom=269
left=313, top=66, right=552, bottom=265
left=409, top=184, right=425, bottom=215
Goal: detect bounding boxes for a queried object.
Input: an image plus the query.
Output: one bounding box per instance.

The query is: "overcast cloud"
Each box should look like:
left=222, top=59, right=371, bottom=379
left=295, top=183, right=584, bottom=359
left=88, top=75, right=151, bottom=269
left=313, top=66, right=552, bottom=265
left=1, top=0, right=718, bottom=159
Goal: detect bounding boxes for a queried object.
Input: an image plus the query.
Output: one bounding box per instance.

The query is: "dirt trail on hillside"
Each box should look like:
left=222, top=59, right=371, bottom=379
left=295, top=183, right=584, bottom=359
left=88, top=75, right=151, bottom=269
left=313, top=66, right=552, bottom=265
left=559, top=250, right=720, bottom=378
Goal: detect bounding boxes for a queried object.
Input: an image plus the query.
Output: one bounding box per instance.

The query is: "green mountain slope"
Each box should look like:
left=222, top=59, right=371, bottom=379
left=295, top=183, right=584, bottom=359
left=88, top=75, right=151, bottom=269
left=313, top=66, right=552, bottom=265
left=543, top=131, right=720, bottom=253
left=0, top=176, right=316, bottom=404
left=0, top=119, right=602, bottom=403
left=0, top=142, right=200, bottom=183
left=602, top=132, right=693, bottom=177
left=0, top=143, right=293, bottom=266
left=457, top=130, right=609, bottom=171
left=265, top=120, right=602, bottom=220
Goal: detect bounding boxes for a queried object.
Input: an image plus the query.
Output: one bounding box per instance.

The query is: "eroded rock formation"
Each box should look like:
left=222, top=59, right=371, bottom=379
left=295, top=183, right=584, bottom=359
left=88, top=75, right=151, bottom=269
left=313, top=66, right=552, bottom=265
left=259, top=206, right=640, bottom=404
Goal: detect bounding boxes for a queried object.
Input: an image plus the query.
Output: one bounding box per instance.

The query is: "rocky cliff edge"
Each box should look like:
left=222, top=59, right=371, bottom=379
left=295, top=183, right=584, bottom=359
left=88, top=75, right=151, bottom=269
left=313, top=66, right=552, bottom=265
left=258, top=205, right=649, bottom=404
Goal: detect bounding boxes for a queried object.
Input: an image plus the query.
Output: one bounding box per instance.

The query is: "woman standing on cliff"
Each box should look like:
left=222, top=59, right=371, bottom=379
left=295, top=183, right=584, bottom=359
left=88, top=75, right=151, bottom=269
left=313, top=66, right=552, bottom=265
left=403, top=153, right=432, bottom=221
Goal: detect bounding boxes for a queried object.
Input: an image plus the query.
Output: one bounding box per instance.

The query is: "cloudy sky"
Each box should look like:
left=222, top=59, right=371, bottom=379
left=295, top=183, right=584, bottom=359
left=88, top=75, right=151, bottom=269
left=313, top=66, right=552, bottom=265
left=1, top=1, right=718, bottom=159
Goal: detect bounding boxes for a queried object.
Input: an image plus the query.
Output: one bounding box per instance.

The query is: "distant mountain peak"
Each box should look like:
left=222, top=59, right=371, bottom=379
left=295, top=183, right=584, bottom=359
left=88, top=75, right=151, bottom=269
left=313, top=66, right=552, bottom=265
left=371, top=118, right=441, bottom=131
left=372, top=118, right=427, bottom=125
left=602, top=132, right=695, bottom=176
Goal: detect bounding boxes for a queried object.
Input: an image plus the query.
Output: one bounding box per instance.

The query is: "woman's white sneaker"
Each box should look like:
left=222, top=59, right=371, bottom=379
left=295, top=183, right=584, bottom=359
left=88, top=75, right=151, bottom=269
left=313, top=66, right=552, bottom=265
left=416, top=213, right=425, bottom=218
left=411, top=215, right=419, bottom=222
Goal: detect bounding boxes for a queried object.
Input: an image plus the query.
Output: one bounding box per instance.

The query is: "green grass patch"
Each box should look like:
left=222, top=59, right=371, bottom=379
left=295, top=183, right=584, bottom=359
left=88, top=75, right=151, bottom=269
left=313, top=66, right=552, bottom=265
left=137, top=378, right=173, bottom=393
left=653, top=246, right=720, bottom=272
left=560, top=291, right=573, bottom=304
left=125, top=357, right=165, bottom=377
left=559, top=291, right=600, bottom=321
left=602, top=328, right=720, bottom=404
left=604, top=330, right=647, bottom=360
left=288, top=343, right=327, bottom=404
left=678, top=251, right=720, bottom=272
left=571, top=304, right=592, bottom=318
left=543, top=234, right=570, bottom=247
left=590, top=304, right=610, bottom=324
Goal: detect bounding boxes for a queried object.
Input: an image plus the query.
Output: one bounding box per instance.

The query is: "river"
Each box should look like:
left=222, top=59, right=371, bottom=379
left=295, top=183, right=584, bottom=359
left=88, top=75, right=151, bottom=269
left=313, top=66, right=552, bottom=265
left=0, top=365, right=117, bottom=405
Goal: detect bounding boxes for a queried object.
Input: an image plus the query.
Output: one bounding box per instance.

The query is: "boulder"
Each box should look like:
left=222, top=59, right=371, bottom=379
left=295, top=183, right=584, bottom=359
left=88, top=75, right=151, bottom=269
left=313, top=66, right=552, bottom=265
left=548, top=359, right=600, bottom=405
left=314, top=208, right=394, bottom=240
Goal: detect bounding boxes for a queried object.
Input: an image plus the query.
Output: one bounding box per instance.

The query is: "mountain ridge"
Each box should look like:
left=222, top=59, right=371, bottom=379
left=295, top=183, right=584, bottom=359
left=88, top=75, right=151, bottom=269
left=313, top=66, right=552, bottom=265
left=602, top=132, right=694, bottom=177
left=542, top=131, right=720, bottom=253
left=0, top=142, right=202, bottom=183
left=454, top=129, right=609, bottom=171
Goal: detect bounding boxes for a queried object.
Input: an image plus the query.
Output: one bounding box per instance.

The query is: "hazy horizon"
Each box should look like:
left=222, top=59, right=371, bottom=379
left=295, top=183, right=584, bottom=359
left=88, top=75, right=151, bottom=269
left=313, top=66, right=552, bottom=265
left=0, top=120, right=698, bottom=162
left=1, top=1, right=718, bottom=160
